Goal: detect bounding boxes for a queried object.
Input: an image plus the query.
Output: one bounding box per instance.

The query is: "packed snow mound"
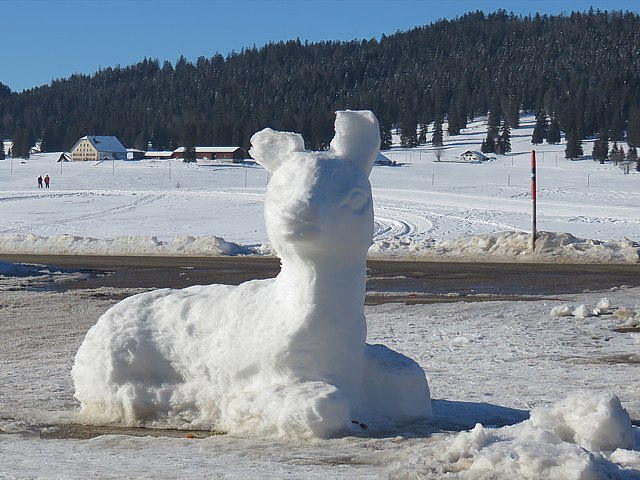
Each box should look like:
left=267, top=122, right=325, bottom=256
left=529, top=393, right=637, bottom=452
left=0, top=230, right=637, bottom=263
left=370, top=231, right=640, bottom=263
left=549, top=297, right=637, bottom=320
left=72, top=110, right=431, bottom=438
left=389, top=393, right=640, bottom=479
left=0, top=233, right=246, bottom=256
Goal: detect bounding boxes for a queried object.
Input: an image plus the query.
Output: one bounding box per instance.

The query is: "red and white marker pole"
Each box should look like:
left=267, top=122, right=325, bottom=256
left=531, top=150, right=537, bottom=251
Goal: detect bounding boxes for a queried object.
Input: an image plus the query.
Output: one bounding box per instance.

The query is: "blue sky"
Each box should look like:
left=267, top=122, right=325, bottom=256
left=3, top=0, right=639, bottom=92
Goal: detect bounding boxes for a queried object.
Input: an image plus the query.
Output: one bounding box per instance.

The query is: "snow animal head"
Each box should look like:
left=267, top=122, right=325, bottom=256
left=250, top=111, right=380, bottom=261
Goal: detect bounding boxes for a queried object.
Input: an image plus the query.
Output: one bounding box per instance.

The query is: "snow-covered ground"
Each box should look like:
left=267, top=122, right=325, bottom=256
left=0, top=115, right=638, bottom=262
left=1, top=286, right=639, bottom=478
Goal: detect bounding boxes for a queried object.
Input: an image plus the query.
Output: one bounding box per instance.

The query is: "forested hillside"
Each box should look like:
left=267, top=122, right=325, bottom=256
left=2, top=9, right=640, bottom=157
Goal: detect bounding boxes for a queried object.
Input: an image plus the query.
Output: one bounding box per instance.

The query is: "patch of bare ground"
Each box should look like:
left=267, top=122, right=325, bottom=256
left=39, top=423, right=224, bottom=440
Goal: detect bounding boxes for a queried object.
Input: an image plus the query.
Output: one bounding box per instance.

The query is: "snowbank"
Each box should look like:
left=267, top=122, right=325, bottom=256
left=0, top=233, right=247, bottom=256
left=370, top=231, right=640, bottom=263
left=389, top=393, right=640, bottom=479
left=0, top=230, right=637, bottom=263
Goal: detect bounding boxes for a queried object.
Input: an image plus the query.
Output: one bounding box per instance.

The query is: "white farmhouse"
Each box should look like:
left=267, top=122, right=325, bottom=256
left=459, top=150, right=488, bottom=162
left=70, top=135, right=127, bottom=161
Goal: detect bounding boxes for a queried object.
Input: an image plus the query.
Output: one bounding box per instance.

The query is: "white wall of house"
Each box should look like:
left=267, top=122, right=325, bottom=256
left=71, top=139, right=98, bottom=161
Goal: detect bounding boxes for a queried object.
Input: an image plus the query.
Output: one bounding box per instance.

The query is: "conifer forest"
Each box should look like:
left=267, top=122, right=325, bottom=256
left=1, top=9, right=640, bottom=158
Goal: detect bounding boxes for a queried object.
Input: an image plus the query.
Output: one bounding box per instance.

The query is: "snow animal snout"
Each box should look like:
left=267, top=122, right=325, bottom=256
left=278, top=198, right=321, bottom=241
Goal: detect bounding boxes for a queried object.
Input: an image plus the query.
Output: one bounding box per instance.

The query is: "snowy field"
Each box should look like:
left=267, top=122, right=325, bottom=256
left=0, top=115, right=638, bottom=262
left=1, top=114, right=639, bottom=479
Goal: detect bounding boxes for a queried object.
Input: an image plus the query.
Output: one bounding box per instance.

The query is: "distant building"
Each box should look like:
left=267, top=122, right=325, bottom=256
left=30, top=140, right=42, bottom=155
left=3, top=140, right=13, bottom=156
left=70, top=135, right=127, bottom=161
left=144, top=150, right=174, bottom=160
left=374, top=152, right=394, bottom=166
left=126, top=148, right=146, bottom=160
left=459, top=150, right=488, bottom=163
left=172, top=146, right=246, bottom=162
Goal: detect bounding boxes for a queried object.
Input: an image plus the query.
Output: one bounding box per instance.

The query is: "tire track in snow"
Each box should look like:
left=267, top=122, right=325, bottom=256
left=373, top=198, right=526, bottom=243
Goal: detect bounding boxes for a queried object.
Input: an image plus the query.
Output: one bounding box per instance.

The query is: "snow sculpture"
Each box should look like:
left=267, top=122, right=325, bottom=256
left=72, top=110, right=431, bottom=438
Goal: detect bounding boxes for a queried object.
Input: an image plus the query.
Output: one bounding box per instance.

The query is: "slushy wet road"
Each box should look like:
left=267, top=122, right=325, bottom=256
left=2, top=254, right=638, bottom=300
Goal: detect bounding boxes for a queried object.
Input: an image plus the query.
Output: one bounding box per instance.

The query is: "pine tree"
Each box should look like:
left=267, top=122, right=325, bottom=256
left=592, top=140, right=605, bottom=163
left=565, top=131, right=583, bottom=159
left=431, top=117, right=444, bottom=147
left=183, top=145, right=197, bottom=163
left=0, top=142, right=4, bottom=161
left=531, top=112, right=548, bottom=144
left=610, top=142, right=621, bottom=164
left=547, top=119, right=561, bottom=144
left=11, top=128, right=32, bottom=159
left=627, top=145, right=638, bottom=162
left=592, top=129, right=609, bottom=163
left=379, top=123, right=392, bottom=150
left=483, top=100, right=501, bottom=154
left=627, top=107, right=640, bottom=147
left=504, top=97, right=520, bottom=129
left=399, top=119, right=418, bottom=148
left=484, top=132, right=496, bottom=153
left=496, top=120, right=511, bottom=154
left=418, top=123, right=427, bottom=145
left=480, top=138, right=488, bottom=154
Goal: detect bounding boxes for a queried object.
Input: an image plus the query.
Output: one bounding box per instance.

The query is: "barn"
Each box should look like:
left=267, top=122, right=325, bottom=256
left=172, top=146, right=246, bottom=162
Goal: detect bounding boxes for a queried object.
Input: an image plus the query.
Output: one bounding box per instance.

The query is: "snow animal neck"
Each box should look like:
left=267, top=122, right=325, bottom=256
left=273, top=220, right=370, bottom=402
left=278, top=248, right=368, bottom=320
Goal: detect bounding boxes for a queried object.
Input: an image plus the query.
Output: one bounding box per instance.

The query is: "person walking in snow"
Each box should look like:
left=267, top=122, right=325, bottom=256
left=37, top=176, right=43, bottom=188
left=44, top=175, right=50, bottom=188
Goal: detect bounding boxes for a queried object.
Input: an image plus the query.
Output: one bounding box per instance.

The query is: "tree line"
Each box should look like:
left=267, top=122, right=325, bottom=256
left=2, top=8, right=640, bottom=159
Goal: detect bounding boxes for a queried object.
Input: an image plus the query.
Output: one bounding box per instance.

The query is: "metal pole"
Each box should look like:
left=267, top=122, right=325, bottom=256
left=169, top=160, right=172, bottom=180
left=244, top=168, right=247, bottom=188
left=112, top=158, right=115, bottom=175
left=587, top=174, right=590, bottom=187
left=431, top=173, right=434, bottom=186
left=531, top=150, right=537, bottom=252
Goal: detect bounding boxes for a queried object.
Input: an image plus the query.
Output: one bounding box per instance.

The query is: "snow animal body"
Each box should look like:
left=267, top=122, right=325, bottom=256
left=72, top=110, right=431, bottom=438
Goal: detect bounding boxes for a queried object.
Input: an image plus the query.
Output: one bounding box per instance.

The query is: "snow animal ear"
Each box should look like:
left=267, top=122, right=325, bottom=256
left=249, top=128, right=306, bottom=173
left=329, top=110, right=380, bottom=176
